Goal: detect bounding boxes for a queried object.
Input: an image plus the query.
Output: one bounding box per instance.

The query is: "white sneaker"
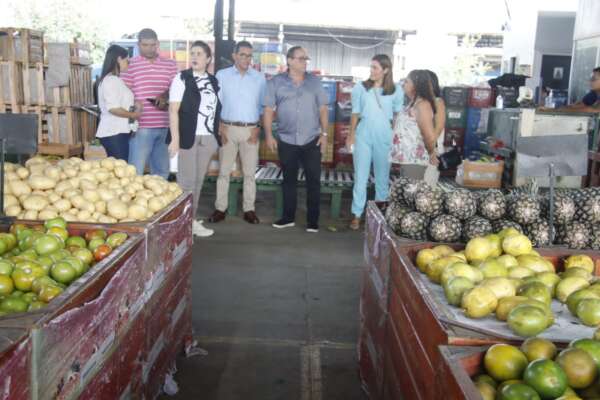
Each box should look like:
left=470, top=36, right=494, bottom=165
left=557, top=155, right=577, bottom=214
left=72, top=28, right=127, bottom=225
left=193, top=220, right=214, bottom=237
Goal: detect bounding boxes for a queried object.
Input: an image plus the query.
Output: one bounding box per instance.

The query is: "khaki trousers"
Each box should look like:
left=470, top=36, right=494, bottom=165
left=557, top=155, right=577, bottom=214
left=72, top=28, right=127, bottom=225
left=215, top=126, right=259, bottom=212
left=178, top=135, right=218, bottom=217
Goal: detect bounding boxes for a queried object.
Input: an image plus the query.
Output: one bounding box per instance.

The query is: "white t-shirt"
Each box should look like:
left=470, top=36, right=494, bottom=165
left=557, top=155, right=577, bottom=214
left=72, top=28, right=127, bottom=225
left=96, top=75, right=134, bottom=138
left=169, top=71, right=217, bottom=136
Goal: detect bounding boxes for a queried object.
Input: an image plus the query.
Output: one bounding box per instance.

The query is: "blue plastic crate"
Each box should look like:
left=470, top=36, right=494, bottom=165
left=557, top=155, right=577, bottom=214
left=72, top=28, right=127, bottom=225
left=328, top=104, right=335, bottom=123
left=466, top=107, right=483, bottom=135
left=321, top=80, right=337, bottom=105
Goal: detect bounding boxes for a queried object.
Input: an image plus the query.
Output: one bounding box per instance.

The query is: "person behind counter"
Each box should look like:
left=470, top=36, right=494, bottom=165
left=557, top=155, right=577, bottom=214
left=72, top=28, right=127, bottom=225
left=549, top=67, right=600, bottom=113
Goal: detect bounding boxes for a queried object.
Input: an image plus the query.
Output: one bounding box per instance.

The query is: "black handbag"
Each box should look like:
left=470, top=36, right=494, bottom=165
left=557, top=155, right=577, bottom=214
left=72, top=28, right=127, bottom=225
left=438, top=147, right=462, bottom=171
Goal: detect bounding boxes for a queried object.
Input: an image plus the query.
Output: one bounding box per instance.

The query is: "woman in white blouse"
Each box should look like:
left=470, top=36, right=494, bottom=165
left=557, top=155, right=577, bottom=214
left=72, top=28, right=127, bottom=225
left=96, top=45, right=142, bottom=160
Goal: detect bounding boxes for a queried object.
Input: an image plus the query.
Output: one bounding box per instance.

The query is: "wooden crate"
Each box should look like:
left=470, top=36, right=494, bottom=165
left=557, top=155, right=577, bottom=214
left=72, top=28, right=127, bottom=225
left=70, top=41, right=92, bottom=66
left=45, top=65, right=93, bottom=107
left=0, top=61, right=46, bottom=110
left=0, top=28, right=44, bottom=64
left=438, top=346, right=489, bottom=400
left=43, top=106, right=96, bottom=145
left=0, top=104, right=46, bottom=143
left=0, top=61, right=23, bottom=110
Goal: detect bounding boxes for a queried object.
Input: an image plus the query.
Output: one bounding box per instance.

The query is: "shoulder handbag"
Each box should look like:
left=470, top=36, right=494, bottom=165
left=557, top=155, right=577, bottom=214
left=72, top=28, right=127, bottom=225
left=438, top=145, right=462, bottom=171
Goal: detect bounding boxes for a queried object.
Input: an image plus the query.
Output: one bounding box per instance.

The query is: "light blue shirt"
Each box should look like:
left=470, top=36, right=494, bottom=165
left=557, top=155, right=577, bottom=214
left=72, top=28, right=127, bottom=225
left=351, top=83, right=404, bottom=123
left=216, top=66, right=266, bottom=123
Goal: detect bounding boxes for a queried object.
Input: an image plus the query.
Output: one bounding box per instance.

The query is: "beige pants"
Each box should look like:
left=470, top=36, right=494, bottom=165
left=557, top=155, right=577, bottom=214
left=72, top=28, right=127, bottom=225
left=215, top=126, right=259, bottom=212
left=178, top=135, right=218, bottom=217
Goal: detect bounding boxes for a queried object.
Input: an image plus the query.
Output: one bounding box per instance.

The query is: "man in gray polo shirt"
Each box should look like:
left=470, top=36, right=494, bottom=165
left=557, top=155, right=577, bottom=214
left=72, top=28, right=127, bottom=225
left=263, top=46, right=329, bottom=232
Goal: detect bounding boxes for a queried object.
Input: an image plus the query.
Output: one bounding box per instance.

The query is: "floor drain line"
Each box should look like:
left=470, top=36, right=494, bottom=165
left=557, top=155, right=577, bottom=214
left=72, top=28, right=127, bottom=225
left=301, top=344, right=322, bottom=400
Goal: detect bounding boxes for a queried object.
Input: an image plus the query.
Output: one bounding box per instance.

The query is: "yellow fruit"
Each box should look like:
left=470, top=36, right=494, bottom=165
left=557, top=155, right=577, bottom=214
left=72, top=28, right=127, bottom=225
left=486, top=234, right=503, bottom=258
left=556, top=277, right=590, bottom=303
left=465, top=237, right=492, bottom=262
left=517, top=255, right=553, bottom=273
left=508, top=267, right=535, bottom=279
left=480, top=277, right=517, bottom=299
left=479, top=259, right=508, bottom=279
left=496, top=254, right=519, bottom=269
left=426, top=256, right=463, bottom=283
left=440, top=262, right=483, bottom=286
left=484, top=344, right=528, bottom=381
left=432, top=245, right=455, bottom=258
left=498, top=227, right=521, bottom=239
left=462, top=286, right=498, bottom=318
left=496, top=296, right=529, bottom=321
left=502, top=234, right=533, bottom=256
left=520, top=337, right=557, bottom=362
left=564, top=255, right=594, bottom=274
left=415, top=249, right=438, bottom=272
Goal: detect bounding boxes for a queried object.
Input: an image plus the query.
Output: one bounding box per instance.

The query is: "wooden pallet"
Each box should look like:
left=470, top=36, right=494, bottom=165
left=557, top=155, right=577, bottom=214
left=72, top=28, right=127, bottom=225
left=70, top=41, right=92, bottom=66
left=0, top=61, right=22, bottom=111
left=37, top=142, right=83, bottom=158
left=0, top=28, right=44, bottom=64
left=0, top=61, right=46, bottom=110
left=45, top=65, right=93, bottom=106
left=43, top=106, right=96, bottom=145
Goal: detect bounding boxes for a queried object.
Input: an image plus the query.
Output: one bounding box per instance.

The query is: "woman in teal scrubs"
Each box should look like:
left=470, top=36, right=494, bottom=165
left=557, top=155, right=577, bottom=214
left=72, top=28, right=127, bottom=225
left=346, top=54, right=404, bottom=230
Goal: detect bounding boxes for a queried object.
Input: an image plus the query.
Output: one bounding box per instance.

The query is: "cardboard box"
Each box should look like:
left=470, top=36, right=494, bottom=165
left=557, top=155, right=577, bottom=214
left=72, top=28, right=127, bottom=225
left=83, top=142, right=106, bottom=160
left=457, top=160, right=504, bottom=189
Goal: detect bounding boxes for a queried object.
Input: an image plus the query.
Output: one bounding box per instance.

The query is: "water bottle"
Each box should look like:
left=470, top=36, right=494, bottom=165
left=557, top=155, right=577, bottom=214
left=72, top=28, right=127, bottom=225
left=545, top=90, right=555, bottom=109
left=496, top=94, right=504, bottom=109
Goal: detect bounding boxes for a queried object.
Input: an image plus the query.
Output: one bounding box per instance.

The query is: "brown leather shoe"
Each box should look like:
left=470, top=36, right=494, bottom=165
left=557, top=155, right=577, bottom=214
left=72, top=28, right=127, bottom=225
left=243, top=211, right=260, bottom=224
left=208, top=210, right=226, bottom=223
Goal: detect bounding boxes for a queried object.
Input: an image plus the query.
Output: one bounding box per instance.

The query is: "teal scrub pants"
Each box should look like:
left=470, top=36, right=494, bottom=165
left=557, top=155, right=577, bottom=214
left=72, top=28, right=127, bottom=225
left=351, top=120, right=392, bottom=217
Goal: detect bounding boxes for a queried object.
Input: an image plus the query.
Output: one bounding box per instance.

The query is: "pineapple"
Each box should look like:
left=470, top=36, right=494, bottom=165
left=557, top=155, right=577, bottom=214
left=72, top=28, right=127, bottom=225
left=492, top=219, right=523, bottom=233
left=388, top=176, right=411, bottom=207
left=575, top=194, right=600, bottom=225
left=444, top=189, right=477, bottom=220
left=508, top=195, right=541, bottom=225
left=428, top=214, right=462, bottom=243
left=462, top=216, right=493, bottom=241
left=402, top=180, right=428, bottom=209
left=563, top=222, right=590, bottom=249
left=478, top=189, right=507, bottom=221
left=524, top=220, right=553, bottom=247
left=385, top=202, right=411, bottom=234
left=541, top=194, right=576, bottom=225
left=400, top=212, right=429, bottom=240
left=589, top=225, right=600, bottom=250
left=414, top=185, right=444, bottom=217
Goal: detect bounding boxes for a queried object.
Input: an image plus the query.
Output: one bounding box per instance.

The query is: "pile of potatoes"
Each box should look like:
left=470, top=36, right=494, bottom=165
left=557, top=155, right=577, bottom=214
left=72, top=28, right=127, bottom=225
left=2, top=156, right=183, bottom=223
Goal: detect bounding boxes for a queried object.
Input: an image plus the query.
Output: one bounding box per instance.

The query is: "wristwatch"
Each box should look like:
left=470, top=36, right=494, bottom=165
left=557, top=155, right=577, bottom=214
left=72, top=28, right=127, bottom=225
left=321, top=131, right=328, bottom=137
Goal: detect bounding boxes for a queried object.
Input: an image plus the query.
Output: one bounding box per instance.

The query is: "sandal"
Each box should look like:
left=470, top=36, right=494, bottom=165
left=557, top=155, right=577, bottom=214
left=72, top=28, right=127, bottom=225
left=349, top=218, right=360, bottom=231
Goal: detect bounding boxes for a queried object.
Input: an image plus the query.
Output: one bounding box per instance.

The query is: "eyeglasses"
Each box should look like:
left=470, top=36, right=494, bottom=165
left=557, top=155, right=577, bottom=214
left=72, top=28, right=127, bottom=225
left=237, top=53, right=253, bottom=59
left=292, top=56, right=310, bottom=62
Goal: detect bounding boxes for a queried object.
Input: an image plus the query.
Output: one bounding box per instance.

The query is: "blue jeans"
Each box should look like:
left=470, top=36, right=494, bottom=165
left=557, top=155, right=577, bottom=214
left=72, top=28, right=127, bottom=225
left=99, top=133, right=130, bottom=161
left=128, top=128, right=169, bottom=178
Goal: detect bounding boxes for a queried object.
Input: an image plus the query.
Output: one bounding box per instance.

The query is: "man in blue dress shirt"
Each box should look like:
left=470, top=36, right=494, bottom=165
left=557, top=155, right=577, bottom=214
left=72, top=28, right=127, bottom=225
left=263, top=46, right=329, bottom=233
left=551, top=67, right=600, bottom=113
left=209, top=41, right=266, bottom=224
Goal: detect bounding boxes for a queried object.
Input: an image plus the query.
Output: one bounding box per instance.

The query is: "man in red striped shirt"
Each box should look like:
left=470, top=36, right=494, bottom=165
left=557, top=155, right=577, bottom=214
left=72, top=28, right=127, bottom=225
left=121, top=28, right=178, bottom=179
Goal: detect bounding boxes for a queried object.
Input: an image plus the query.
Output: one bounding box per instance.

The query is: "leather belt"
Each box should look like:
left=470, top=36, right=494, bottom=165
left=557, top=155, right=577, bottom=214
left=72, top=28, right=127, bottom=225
left=223, top=120, right=258, bottom=127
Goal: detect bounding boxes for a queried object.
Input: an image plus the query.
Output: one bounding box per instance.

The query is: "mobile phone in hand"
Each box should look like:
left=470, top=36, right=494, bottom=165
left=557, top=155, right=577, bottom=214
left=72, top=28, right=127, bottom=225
left=146, top=98, right=158, bottom=107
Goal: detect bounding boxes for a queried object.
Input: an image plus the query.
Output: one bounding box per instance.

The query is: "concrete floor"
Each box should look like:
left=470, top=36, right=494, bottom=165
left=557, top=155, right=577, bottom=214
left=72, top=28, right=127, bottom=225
left=159, top=188, right=369, bottom=400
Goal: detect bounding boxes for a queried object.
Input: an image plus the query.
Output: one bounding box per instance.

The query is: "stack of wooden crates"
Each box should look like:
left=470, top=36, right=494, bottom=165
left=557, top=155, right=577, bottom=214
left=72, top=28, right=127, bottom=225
left=0, top=28, right=95, bottom=157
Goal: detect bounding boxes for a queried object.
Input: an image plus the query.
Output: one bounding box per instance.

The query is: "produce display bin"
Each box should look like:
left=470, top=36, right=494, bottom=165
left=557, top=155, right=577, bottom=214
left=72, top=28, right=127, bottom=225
left=438, top=345, right=497, bottom=400
left=113, top=192, right=194, bottom=285
left=27, top=232, right=146, bottom=400
left=0, top=328, right=31, bottom=400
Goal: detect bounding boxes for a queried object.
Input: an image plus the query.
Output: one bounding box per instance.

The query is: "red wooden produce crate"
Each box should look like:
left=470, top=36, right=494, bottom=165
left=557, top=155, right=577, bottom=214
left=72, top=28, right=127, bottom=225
left=0, top=328, right=30, bottom=400
left=438, top=345, right=495, bottom=400
left=468, top=87, right=493, bottom=108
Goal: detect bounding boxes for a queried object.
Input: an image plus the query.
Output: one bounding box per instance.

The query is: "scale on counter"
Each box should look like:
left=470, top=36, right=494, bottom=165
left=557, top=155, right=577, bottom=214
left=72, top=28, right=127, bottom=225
left=515, top=134, right=588, bottom=241
left=0, top=113, right=38, bottom=223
